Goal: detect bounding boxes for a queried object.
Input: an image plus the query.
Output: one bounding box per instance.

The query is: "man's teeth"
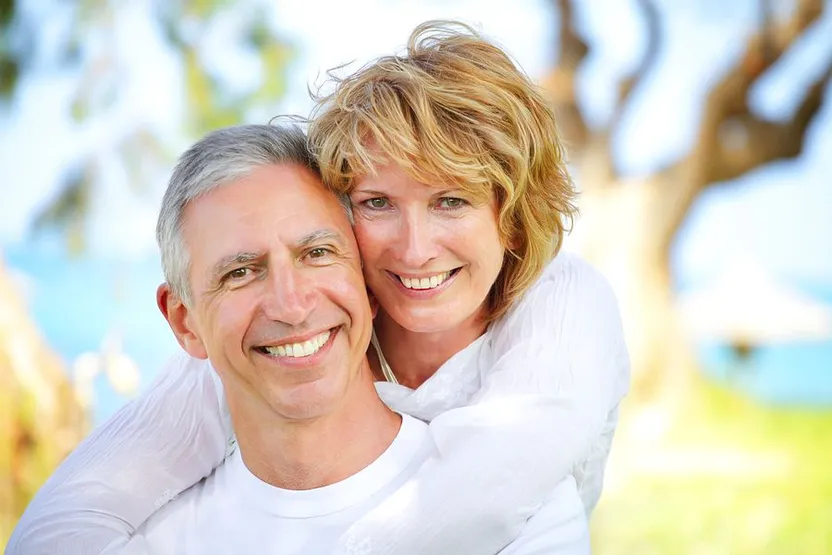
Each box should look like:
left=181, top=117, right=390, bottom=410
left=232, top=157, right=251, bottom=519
left=263, top=330, right=331, bottom=358
left=398, top=271, right=452, bottom=290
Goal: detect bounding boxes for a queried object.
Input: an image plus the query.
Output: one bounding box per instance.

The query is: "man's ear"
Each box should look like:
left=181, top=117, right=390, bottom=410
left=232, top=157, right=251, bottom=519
left=367, top=288, right=379, bottom=320
left=157, top=283, right=208, bottom=359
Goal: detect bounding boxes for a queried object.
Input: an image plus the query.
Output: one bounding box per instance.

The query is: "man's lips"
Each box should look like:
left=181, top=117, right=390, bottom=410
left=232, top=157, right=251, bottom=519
left=253, top=327, right=337, bottom=358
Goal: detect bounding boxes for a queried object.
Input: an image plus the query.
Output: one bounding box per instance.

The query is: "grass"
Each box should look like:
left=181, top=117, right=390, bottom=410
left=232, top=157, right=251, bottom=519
left=591, top=377, right=832, bottom=554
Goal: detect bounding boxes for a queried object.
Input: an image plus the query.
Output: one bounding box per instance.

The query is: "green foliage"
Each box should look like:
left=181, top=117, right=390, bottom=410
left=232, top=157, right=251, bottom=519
left=0, top=0, right=18, bottom=97
left=591, top=379, right=832, bottom=554
left=0, top=264, right=89, bottom=547
left=5, top=0, right=294, bottom=251
left=176, top=5, right=293, bottom=137
left=30, top=171, right=91, bottom=254
left=0, top=56, right=17, bottom=97
left=0, top=0, right=13, bottom=26
left=184, top=0, right=234, bottom=19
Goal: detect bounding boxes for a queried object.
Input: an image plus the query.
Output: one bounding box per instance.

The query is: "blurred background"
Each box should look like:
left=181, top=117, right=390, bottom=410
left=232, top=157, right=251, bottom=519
left=1, top=0, right=830, bottom=552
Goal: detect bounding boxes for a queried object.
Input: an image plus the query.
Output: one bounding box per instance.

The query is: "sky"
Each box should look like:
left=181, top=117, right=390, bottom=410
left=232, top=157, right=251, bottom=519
left=1, top=0, right=830, bottom=286
left=1, top=0, right=830, bottom=416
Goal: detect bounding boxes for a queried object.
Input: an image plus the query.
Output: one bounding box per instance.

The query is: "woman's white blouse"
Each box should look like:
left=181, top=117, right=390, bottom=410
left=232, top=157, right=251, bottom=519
left=7, top=252, right=629, bottom=555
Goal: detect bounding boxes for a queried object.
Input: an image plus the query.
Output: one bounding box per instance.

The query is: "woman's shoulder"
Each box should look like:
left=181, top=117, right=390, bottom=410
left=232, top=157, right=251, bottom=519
left=515, top=252, right=616, bottom=314
left=486, top=252, right=620, bottom=343
left=538, top=251, right=610, bottom=289
left=485, top=251, right=626, bottom=368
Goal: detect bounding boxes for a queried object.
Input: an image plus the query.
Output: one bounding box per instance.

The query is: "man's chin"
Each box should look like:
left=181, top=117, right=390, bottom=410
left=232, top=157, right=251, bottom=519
left=266, top=380, right=345, bottom=422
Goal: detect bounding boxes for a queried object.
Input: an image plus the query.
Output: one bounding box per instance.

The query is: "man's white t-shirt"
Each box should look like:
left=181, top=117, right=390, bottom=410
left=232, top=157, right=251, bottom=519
left=124, top=412, right=590, bottom=555
left=128, top=415, right=432, bottom=554
left=8, top=253, right=618, bottom=555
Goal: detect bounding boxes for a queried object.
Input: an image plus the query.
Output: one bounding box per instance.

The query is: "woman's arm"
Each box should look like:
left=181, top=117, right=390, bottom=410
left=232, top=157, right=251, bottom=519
left=498, top=476, right=590, bottom=555
left=6, top=352, right=232, bottom=555
left=336, top=254, right=629, bottom=554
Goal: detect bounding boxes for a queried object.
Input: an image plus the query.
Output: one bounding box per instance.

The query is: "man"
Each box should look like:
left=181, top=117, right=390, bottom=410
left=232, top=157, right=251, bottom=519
left=119, top=123, right=426, bottom=553
left=33, top=124, right=590, bottom=554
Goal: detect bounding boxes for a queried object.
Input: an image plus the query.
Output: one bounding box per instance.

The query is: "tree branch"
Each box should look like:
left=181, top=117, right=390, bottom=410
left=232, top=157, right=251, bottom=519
left=696, top=0, right=824, bottom=181
left=708, top=61, right=831, bottom=184
left=608, top=0, right=661, bottom=138
left=656, top=0, right=827, bottom=256
left=543, top=0, right=591, bottom=150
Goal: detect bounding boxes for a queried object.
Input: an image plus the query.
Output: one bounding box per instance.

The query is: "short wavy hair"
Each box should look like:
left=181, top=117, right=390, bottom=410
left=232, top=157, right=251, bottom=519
left=308, top=20, right=577, bottom=322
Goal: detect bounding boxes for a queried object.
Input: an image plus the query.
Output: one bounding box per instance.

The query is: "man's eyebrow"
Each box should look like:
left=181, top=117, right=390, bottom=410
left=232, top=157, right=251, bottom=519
left=293, top=228, right=346, bottom=250
left=210, top=252, right=262, bottom=279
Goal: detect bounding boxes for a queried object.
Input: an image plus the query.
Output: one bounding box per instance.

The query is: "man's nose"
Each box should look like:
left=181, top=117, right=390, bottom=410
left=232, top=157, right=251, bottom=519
left=394, top=210, right=440, bottom=268
left=262, top=263, right=315, bottom=326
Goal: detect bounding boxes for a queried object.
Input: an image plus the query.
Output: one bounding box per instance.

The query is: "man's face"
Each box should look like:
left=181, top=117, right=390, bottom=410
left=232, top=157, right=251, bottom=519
left=170, top=164, right=372, bottom=421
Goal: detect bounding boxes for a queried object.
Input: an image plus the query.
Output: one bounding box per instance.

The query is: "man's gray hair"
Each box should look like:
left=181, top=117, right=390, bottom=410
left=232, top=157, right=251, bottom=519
left=156, top=124, right=321, bottom=306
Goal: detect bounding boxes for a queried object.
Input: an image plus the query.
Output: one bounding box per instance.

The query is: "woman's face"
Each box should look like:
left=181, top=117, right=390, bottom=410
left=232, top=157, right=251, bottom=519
left=350, top=162, right=505, bottom=334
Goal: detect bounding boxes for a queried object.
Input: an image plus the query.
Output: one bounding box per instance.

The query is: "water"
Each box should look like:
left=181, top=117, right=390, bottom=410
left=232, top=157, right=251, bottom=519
left=5, top=241, right=179, bottom=422
left=698, top=342, right=832, bottom=407
left=6, top=242, right=832, bottom=424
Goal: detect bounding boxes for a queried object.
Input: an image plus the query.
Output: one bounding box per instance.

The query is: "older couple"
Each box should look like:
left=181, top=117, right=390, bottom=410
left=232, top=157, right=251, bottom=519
left=9, top=21, right=628, bottom=555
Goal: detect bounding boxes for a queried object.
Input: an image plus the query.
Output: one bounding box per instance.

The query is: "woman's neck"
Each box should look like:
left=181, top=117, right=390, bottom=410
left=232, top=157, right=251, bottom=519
left=374, top=306, right=489, bottom=389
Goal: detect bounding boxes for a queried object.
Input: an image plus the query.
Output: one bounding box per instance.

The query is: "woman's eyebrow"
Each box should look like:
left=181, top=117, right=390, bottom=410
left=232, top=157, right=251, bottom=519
left=350, top=188, right=387, bottom=196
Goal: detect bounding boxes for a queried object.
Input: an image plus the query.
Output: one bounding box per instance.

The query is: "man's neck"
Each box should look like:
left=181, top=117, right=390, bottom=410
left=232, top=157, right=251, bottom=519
left=228, top=362, right=401, bottom=490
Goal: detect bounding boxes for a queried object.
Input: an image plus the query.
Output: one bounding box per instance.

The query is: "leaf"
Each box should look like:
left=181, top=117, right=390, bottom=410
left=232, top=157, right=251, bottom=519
left=0, top=0, right=13, bottom=28
left=255, top=39, right=292, bottom=103
left=30, top=167, right=92, bottom=254
left=0, top=56, right=18, bottom=98
left=184, top=0, right=233, bottom=19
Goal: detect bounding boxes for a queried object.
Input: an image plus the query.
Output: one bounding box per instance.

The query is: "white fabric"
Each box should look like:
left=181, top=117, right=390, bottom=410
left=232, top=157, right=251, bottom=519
left=107, top=416, right=588, bottom=555
left=120, top=415, right=433, bottom=554
left=8, top=252, right=629, bottom=555
left=498, top=476, right=590, bottom=555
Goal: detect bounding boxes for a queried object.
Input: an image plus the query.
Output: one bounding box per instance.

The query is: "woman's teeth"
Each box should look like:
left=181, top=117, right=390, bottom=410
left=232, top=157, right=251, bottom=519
left=398, top=271, right=451, bottom=290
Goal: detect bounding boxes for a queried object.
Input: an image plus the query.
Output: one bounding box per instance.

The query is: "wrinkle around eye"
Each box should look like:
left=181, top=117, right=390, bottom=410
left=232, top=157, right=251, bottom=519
left=304, top=247, right=337, bottom=264
left=228, top=267, right=251, bottom=280
left=363, top=198, right=390, bottom=210
left=222, top=266, right=262, bottom=289
left=435, top=197, right=468, bottom=210
left=352, top=202, right=394, bottom=221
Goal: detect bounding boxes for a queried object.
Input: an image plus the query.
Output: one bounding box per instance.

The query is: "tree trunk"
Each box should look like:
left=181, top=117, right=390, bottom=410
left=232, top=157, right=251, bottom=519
left=570, top=173, right=698, bottom=400
left=0, top=255, right=88, bottom=545
left=546, top=0, right=830, bottom=399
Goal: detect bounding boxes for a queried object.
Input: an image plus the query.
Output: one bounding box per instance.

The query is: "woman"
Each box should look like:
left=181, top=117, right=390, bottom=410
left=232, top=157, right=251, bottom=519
left=10, top=21, right=629, bottom=554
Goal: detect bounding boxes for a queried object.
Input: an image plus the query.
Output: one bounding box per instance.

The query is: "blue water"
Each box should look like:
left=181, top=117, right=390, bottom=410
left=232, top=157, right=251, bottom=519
left=689, top=280, right=832, bottom=407
left=698, top=342, right=832, bottom=407
left=5, top=240, right=179, bottom=422
left=5, top=241, right=832, bottom=423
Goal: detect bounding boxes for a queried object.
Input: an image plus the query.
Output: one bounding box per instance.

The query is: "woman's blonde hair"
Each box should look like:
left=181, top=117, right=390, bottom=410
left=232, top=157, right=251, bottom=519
left=309, top=20, right=577, bottom=322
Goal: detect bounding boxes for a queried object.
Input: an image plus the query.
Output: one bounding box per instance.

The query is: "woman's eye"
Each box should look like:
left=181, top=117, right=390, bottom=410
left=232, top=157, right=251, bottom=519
left=363, top=197, right=389, bottom=209
left=437, top=197, right=466, bottom=209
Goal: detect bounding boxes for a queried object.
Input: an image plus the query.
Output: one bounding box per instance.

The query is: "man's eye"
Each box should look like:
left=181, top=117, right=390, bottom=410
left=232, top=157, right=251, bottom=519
left=437, top=197, right=466, bottom=209
left=307, top=247, right=332, bottom=260
left=227, top=268, right=250, bottom=280
left=363, top=197, right=389, bottom=209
